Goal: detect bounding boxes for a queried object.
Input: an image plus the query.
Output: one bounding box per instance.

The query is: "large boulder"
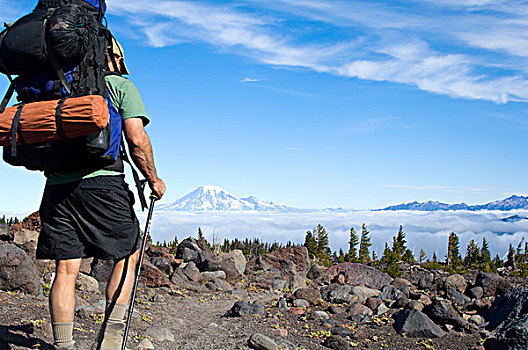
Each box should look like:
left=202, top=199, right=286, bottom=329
left=483, top=288, right=528, bottom=350
left=246, top=246, right=310, bottom=290
left=216, top=250, right=246, bottom=279
left=393, top=309, right=445, bottom=338
left=293, top=288, right=322, bottom=305
left=444, top=274, right=467, bottom=293
left=140, top=261, right=171, bottom=288
left=10, top=212, right=41, bottom=233
left=423, top=298, right=467, bottom=331
left=13, top=229, right=39, bottom=258
left=0, top=244, right=39, bottom=294
left=323, top=263, right=392, bottom=290
left=321, top=284, right=380, bottom=304
left=175, top=237, right=214, bottom=271
left=475, top=272, right=512, bottom=298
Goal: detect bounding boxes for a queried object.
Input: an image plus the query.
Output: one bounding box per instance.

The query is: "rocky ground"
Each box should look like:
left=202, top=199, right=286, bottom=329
left=1, top=213, right=527, bottom=350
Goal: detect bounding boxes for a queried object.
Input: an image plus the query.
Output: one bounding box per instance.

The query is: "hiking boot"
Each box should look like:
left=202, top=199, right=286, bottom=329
left=54, top=341, right=76, bottom=350
left=97, top=321, right=126, bottom=350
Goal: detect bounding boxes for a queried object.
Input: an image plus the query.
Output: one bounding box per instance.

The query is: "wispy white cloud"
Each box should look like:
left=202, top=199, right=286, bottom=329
left=241, top=78, right=261, bottom=83
left=106, top=0, right=528, bottom=103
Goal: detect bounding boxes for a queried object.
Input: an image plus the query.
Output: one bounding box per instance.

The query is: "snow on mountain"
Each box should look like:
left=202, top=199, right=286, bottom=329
left=381, top=195, right=528, bottom=211
left=157, top=185, right=297, bottom=212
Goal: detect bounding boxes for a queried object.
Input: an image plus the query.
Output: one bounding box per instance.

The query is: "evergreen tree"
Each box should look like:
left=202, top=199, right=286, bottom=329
left=447, top=232, right=462, bottom=269
left=0, top=215, right=5, bottom=224
left=432, top=252, right=438, bottom=263
left=480, top=238, right=492, bottom=271
left=303, top=230, right=317, bottom=258
left=506, top=243, right=516, bottom=268
left=419, top=249, right=427, bottom=264
left=338, top=248, right=346, bottom=263
left=358, top=223, right=372, bottom=264
left=380, top=243, right=400, bottom=278
left=464, top=239, right=481, bottom=269
left=347, top=227, right=359, bottom=262
left=392, top=225, right=407, bottom=260
left=314, top=224, right=331, bottom=265
left=402, top=249, right=415, bottom=263
left=492, top=253, right=503, bottom=271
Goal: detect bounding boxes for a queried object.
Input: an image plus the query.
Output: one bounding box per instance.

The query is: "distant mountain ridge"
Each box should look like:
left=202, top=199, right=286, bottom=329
left=157, top=187, right=528, bottom=212
left=157, top=185, right=297, bottom=212
left=381, top=195, right=528, bottom=211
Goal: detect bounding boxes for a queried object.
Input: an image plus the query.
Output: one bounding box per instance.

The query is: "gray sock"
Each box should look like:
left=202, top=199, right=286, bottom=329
left=105, top=301, right=128, bottom=322
left=52, top=322, right=74, bottom=345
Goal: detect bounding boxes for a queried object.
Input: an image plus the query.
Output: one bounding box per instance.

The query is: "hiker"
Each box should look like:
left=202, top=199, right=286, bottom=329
left=34, top=36, right=166, bottom=350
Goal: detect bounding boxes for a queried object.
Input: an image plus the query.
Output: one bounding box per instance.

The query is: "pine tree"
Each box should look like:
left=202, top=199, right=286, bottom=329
left=419, top=249, right=427, bottom=264
left=480, top=238, right=492, bottom=271
left=401, top=249, right=415, bottom=263
left=432, top=252, right=438, bottom=263
left=392, top=225, right=407, bottom=260
left=0, top=215, right=5, bottom=224
left=358, top=223, right=372, bottom=264
left=380, top=243, right=400, bottom=278
left=314, top=224, right=331, bottom=266
left=347, top=227, right=359, bottom=262
left=506, top=243, right=516, bottom=268
left=303, top=230, right=317, bottom=258
left=447, top=232, right=461, bottom=269
left=338, top=248, right=346, bottom=263
left=464, top=239, right=481, bottom=269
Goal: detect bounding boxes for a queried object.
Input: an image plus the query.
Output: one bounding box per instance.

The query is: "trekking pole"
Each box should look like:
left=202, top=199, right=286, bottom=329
left=122, top=195, right=158, bottom=350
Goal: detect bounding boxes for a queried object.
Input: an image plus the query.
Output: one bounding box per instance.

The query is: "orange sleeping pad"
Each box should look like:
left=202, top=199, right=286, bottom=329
left=0, top=95, right=109, bottom=146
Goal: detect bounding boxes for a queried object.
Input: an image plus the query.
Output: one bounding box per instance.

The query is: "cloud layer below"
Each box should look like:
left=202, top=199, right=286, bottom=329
left=108, top=0, right=528, bottom=103
left=143, top=209, right=528, bottom=260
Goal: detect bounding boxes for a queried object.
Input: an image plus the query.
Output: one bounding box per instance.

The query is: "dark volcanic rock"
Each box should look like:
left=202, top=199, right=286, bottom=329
left=10, top=212, right=41, bottom=234
left=475, top=272, right=512, bottom=298
left=447, top=288, right=471, bottom=306
left=247, top=246, right=310, bottom=290
left=307, top=264, right=323, bottom=280
left=293, top=287, right=321, bottom=305
left=444, top=274, right=467, bottom=293
left=484, top=287, right=528, bottom=330
left=140, top=261, right=171, bottom=288
left=467, top=286, right=484, bottom=300
left=175, top=237, right=214, bottom=270
left=321, top=284, right=357, bottom=304
left=226, top=301, right=265, bottom=317
left=393, top=309, right=445, bottom=338
left=0, top=244, right=39, bottom=295
left=0, top=224, right=10, bottom=241
left=423, top=298, right=467, bottom=331
left=151, top=257, right=173, bottom=276
left=323, top=335, right=349, bottom=350
left=324, top=263, right=392, bottom=290
left=484, top=288, right=528, bottom=350
left=379, top=285, right=404, bottom=302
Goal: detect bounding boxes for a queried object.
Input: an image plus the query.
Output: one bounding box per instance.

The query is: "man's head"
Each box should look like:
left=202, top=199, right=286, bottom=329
left=107, top=35, right=130, bottom=75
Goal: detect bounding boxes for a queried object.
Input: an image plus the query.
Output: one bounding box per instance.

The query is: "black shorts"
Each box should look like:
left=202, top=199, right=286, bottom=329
left=36, top=176, right=140, bottom=261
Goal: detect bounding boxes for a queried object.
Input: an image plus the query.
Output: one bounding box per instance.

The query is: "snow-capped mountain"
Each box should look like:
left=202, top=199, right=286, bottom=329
left=157, top=185, right=296, bottom=212
left=380, top=195, right=528, bottom=211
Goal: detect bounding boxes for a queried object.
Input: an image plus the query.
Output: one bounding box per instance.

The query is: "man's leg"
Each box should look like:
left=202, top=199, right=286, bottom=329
left=97, top=250, right=139, bottom=350
left=50, top=259, right=82, bottom=350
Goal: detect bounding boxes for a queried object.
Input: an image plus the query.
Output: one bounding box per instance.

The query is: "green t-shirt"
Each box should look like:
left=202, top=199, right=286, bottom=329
left=45, top=75, right=150, bottom=185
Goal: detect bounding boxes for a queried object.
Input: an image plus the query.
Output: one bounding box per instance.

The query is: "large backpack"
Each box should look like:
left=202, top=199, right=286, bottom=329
left=0, top=0, right=123, bottom=173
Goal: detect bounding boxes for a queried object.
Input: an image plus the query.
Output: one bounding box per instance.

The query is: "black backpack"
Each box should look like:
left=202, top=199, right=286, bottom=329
left=0, top=0, right=148, bottom=209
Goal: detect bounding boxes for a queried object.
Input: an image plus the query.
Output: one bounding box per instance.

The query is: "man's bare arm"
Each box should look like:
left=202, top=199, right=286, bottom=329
left=123, top=118, right=166, bottom=199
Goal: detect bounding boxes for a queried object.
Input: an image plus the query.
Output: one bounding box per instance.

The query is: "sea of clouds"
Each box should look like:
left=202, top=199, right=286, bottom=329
left=140, top=210, right=528, bottom=261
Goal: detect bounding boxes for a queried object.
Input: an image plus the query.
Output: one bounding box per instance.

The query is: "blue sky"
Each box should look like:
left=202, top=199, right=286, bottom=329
left=1, top=0, right=528, bottom=212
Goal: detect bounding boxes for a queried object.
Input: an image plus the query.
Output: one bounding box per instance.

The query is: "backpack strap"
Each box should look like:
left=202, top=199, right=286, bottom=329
left=120, top=140, right=148, bottom=211
left=10, top=104, right=25, bottom=157
left=54, top=97, right=68, bottom=140
left=0, top=80, right=15, bottom=113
